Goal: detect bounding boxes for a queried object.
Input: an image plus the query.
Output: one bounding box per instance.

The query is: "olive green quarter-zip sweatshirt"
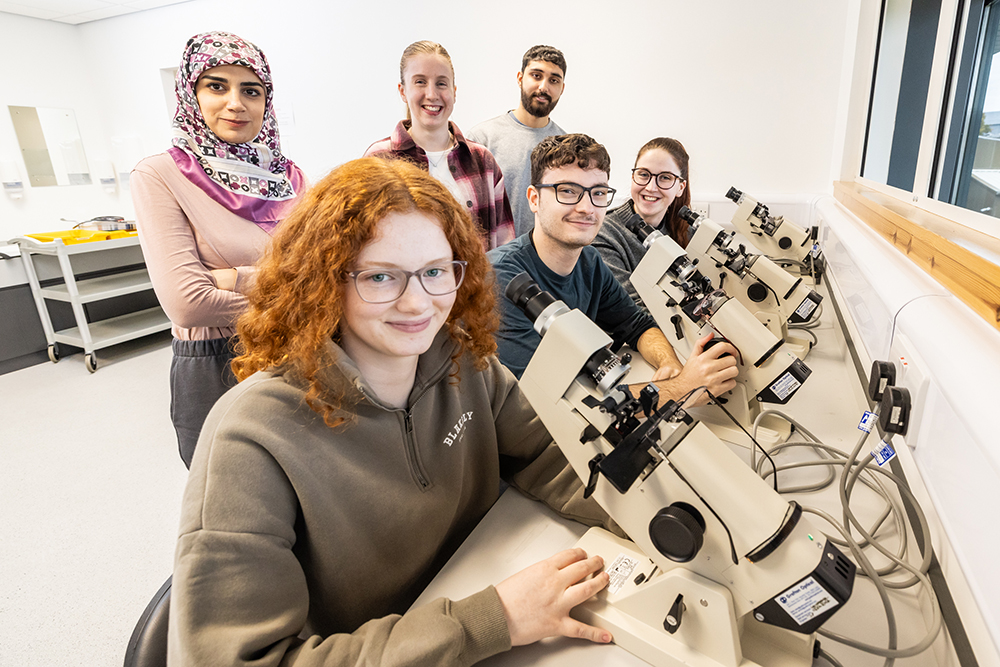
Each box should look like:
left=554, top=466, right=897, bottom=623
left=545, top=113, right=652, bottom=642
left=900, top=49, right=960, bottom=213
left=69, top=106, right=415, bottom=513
left=169, top=328, right=614, bottom=667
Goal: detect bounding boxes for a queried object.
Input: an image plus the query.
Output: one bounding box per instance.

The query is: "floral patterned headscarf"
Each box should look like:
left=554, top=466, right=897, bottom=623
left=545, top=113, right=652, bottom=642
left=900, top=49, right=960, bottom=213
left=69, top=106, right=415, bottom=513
left=168, top=31, right=304, bottom=231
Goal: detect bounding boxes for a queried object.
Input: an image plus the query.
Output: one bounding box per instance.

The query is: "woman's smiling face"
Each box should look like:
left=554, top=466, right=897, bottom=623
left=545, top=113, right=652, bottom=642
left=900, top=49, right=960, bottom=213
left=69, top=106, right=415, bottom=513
left=339, top=210, right=457, bottom=372
left=631, top=148, right=686, bottom=228
left=398, top=54, right=455, bottom=133
left=195, top=64, right=266, bottom=144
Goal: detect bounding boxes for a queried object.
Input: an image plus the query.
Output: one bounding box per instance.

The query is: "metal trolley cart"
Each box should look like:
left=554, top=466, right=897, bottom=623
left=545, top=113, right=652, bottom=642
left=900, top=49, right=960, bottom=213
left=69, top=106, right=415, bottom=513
left=9, top=231, right=171, bottom=372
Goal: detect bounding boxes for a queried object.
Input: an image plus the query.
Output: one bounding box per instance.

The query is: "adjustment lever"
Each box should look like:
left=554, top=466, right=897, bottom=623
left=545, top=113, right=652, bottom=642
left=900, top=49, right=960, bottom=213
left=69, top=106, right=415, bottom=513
left=584, top=454, right=605, bottom=499
left=638, top=383, right=659, bottom=418
left=664, top=594, right=685, bottom=634
left=670, top=314, right=684, bottom=340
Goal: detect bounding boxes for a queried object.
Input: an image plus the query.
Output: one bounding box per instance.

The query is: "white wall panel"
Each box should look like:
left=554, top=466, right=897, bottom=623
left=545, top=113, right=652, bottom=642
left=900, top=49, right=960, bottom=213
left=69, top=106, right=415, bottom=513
left=817, top=195, right=1000, bottom=664
left=1, top=0, right=853, bottom=247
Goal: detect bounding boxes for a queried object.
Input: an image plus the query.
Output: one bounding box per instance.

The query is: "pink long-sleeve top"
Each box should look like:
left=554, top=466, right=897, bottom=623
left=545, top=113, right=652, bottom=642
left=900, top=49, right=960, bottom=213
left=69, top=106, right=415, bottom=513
left=131, top=153, right=273, bottom=341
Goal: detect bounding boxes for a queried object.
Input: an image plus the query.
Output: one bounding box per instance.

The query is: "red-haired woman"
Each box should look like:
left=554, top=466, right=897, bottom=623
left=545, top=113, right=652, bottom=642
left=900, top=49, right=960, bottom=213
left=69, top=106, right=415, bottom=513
left=168, top=157, right=617, bottom=665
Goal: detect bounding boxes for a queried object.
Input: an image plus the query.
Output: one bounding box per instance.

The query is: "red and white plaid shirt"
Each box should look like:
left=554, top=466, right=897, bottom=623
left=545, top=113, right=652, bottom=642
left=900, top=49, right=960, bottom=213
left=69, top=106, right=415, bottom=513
left=364, top=121, right=515, bottom=250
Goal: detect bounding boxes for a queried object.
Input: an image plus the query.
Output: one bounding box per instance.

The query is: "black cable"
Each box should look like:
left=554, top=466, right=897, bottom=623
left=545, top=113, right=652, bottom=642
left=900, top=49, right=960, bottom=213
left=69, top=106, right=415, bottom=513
left=645, top=385, right=742, bottom=564
left=705, top=389, right=780, bottom=491
left=665, top=457, right=740, bottom=565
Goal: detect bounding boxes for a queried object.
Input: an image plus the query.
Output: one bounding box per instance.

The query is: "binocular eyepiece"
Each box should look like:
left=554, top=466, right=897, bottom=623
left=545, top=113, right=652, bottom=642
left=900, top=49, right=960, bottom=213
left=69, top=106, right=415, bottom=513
left=506, top=272, right=630, bottom=394
left=506, top=272, right=561, bottom=326
left=624, top=216, right=657, bottom=243
left=677, top=205, right=701, bottom=225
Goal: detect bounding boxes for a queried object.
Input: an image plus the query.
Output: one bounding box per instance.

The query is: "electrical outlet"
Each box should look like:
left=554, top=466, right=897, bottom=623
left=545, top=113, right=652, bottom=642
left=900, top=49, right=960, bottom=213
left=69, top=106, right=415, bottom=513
left=888, top=333, right=930, bottom=448
left=690, top=201, right=711, bottom=219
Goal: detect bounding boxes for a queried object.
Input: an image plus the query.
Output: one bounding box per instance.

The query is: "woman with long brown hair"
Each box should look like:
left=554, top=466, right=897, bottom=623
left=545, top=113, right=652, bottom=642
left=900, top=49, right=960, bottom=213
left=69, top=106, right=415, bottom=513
left=168, top=157, right=616, bottom=665
left=593, top=137, right=692, bottom=310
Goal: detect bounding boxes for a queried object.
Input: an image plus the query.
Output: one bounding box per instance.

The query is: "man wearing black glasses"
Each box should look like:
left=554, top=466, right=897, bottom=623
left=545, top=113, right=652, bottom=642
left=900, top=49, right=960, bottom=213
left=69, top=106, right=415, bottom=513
left=488, top=134, right=737, bottom=404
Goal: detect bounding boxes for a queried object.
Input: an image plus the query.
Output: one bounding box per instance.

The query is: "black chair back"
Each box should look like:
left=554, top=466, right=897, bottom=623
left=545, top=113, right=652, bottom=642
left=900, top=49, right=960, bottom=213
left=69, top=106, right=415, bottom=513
left=123, top=576, right=171, bottom=667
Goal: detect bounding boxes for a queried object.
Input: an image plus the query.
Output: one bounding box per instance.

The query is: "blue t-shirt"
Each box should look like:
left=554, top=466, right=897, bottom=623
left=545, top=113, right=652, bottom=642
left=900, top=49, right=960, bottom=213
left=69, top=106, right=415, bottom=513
left=488, top=232, right=658, bottom=378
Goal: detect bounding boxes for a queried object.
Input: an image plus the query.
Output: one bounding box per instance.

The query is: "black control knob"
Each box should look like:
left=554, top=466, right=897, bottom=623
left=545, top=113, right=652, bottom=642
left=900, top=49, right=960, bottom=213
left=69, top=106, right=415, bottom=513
left=747, top=282, right=768, bottom=303
left=649, top=502, right=706, bottom=563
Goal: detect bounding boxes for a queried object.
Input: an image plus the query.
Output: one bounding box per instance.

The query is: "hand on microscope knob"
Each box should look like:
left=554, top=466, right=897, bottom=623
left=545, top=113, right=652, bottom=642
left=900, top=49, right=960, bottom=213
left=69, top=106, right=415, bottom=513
left=672, top=334, right=739, bottom=406
left=495, top=547, right=613, bottom=646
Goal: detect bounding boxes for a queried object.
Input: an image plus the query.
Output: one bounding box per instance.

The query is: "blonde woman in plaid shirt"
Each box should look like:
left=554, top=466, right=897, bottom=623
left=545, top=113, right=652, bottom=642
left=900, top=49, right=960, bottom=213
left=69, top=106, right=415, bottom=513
left=365, top=41, right=516, bottom=250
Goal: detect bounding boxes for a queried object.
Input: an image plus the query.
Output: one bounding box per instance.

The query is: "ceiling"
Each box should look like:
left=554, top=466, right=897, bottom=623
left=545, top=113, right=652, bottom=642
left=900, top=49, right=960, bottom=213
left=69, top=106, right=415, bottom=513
left=0, top=0, right=191, bottom=25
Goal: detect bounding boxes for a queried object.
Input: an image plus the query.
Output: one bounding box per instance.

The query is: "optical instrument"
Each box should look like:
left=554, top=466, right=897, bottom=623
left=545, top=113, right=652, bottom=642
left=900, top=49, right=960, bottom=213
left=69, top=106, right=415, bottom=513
left=508, top=273, right=855, bottom=667
left=725, top=188, right=824, bottom=281
left=624, top=219, right=811, bottom=440
left=678, top=205, right=821, bottom=360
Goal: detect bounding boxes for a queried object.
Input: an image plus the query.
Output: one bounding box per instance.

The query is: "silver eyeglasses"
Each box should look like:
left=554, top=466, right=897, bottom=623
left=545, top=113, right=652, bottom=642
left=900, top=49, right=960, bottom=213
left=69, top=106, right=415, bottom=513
left=348, top=261, right=467, bottom=303
left=631, top=168, right=684, bottom=191
left=534, top=182, right=616, bottom=207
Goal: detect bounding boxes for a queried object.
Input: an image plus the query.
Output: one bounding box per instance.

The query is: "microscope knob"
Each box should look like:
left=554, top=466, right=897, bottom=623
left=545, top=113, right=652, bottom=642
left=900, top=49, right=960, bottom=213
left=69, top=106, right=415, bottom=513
left=649, top=502, right=706, bottom=563
left=747, top=282, right=769, bottom=303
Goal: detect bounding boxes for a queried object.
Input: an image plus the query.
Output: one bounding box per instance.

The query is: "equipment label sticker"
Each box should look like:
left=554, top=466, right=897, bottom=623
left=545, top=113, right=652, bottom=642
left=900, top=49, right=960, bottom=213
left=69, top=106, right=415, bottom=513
left=770, top=372, right=802, bottom=401
left=774, top=576, right=839, bottom=625
left=794, top=298, right=817, bottom=320
left=858, top=411, right=877, bottom=433
left=810, top=244, right=821, bottom=259
left=605, top=553, right=641, bottom=595
left=871, top=441, right=896, bottom=466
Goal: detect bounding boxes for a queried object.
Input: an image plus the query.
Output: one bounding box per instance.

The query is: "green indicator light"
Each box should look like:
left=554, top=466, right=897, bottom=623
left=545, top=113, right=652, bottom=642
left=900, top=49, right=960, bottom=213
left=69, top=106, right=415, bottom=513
left=808, top=534, right=814, bottom=541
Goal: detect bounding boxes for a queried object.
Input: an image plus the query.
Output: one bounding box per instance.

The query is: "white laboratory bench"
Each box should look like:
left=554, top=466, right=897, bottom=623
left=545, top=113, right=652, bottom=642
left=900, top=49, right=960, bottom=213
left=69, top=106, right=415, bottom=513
left=413, top=273, right=963, bottom=667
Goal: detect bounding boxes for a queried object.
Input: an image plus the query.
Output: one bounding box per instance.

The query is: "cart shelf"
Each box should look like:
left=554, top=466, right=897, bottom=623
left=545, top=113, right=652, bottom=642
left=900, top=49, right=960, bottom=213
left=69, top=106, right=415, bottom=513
left=39, top=268, right=154, bottom=303
left=9, top=233, right=171, bottom=373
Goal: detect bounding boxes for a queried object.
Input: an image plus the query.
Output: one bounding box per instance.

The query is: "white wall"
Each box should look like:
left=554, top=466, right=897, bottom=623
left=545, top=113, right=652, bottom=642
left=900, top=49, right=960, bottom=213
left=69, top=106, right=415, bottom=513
left=0, top=13, right=134, bottom=242
left=1, top=0, right=856, bottom=246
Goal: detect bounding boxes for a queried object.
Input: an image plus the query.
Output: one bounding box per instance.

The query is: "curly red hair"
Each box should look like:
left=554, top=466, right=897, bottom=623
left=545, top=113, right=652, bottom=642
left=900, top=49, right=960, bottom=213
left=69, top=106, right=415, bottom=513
left=233, top=157, right=498, bottom=427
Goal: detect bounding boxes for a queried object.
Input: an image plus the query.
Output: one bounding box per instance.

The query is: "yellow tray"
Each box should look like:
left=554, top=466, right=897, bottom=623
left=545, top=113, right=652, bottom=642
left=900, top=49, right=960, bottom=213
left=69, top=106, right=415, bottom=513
left=25, top=229, right=137, bottom=245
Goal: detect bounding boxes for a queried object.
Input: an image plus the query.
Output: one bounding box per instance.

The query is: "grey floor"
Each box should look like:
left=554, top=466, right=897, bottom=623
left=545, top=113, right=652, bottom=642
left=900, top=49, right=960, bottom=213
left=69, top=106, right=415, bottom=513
left=0, top=332, right=186, bottom=667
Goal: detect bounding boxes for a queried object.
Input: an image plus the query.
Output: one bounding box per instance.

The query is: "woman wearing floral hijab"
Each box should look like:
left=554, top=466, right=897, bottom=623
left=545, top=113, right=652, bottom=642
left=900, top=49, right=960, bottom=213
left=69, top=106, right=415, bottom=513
left=132, top=31, right=306, bottom=467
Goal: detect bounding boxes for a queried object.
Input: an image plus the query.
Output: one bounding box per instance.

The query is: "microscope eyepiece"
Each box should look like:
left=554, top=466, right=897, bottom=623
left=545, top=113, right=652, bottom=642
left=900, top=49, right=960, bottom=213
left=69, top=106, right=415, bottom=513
left=725, top=187, right=743, bottom=203
left=677, top=205, right=701, bottom=224
left=508, top=272, right=629, bottom=392
left=506, top=272, right=556, bottom=323
left=506, top=272, right=570, bottom=337
left=624, top=217, right=658, bottom=244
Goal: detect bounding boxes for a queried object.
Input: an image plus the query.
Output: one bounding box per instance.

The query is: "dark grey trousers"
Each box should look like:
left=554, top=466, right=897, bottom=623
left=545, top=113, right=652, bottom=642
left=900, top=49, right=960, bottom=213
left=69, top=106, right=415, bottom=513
left=169, top=337, right=237, bottom=468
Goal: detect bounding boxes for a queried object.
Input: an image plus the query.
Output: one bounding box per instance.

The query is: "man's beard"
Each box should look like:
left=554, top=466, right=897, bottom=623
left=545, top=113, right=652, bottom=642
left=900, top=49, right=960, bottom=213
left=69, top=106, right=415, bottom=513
left=521, top=87, right=558, bottom=118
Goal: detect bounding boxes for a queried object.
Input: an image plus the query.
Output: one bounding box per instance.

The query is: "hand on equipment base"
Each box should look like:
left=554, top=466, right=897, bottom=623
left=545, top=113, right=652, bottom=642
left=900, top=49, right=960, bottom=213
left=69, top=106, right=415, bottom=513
left=495, top=548, right=613, bottom=647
